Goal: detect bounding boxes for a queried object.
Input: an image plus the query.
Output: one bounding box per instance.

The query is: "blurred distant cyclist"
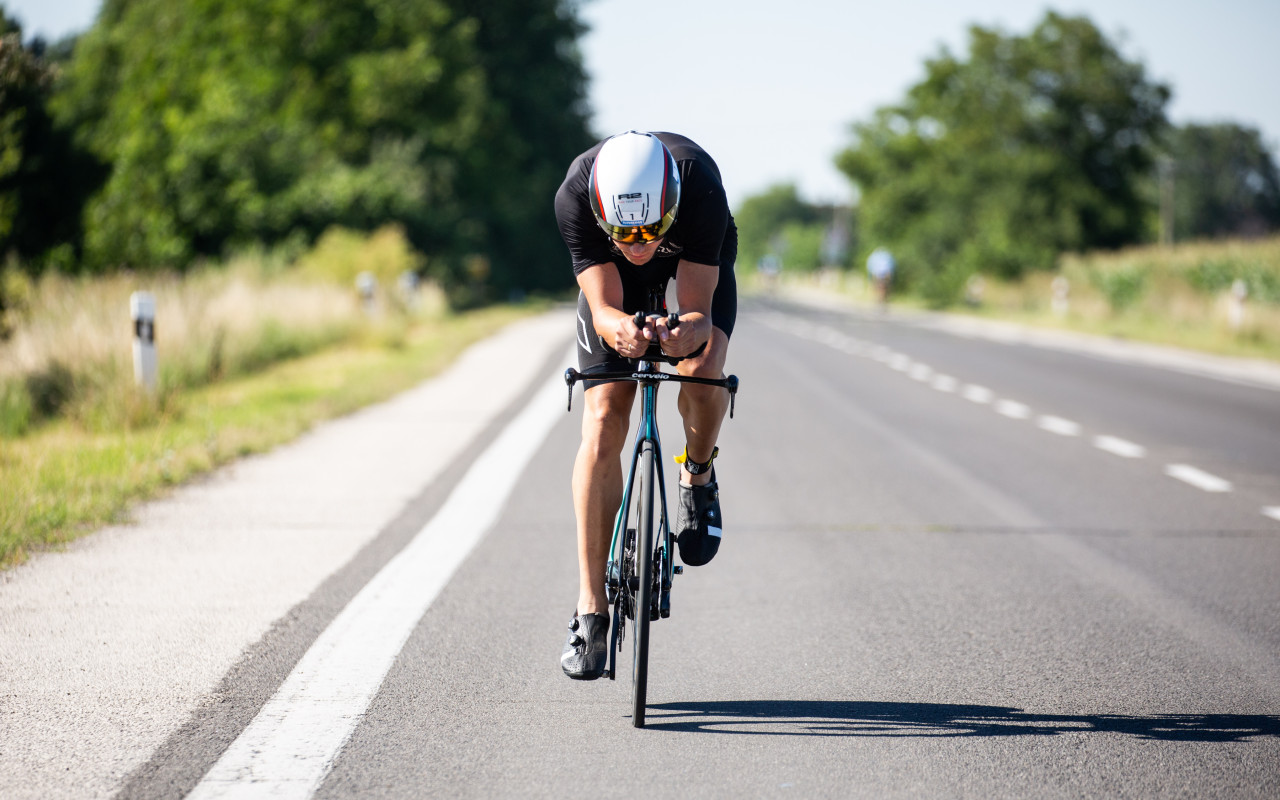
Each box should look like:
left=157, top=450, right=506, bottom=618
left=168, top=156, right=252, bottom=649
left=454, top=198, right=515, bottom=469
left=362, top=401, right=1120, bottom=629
left=866, top=246, right=895, bottom=309
left=554, top=131, right=738, bottom=680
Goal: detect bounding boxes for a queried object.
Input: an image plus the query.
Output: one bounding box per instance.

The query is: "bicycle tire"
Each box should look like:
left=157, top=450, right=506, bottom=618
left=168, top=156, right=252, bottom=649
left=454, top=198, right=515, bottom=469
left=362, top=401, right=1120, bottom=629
left=631, top=441, right=654, bottom=728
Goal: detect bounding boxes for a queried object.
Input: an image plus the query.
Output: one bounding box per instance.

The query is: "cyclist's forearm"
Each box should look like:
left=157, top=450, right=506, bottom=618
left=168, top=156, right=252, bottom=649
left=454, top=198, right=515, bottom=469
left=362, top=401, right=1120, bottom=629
left=592, top=305, right=630, bottom=341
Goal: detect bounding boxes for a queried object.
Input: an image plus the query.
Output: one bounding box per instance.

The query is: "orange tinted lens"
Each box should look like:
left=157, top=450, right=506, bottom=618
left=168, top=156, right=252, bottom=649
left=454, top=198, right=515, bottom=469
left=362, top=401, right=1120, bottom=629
left=608, top=222, right=663, bottom=244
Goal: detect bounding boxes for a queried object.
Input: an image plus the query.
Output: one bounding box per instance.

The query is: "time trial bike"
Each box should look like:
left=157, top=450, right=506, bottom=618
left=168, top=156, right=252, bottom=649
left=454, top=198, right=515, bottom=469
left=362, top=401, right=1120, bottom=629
left=564, top=309, right=739, bottom=727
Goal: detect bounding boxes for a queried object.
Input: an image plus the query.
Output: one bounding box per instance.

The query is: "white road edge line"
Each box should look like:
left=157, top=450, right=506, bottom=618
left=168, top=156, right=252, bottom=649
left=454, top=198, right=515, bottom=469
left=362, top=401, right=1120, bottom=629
left=1093, top=435, right=1146, bottom=459
left=1263, top=507, right=1280, bottom=523
left=185, top=358, right=572, bottom=800
left=1165, top=464, right=1233, bottom=493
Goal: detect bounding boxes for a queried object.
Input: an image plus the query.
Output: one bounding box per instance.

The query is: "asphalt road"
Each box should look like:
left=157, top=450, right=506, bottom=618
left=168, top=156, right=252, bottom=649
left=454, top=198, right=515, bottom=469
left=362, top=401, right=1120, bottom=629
left=123, top=298, right=1280, bottom=798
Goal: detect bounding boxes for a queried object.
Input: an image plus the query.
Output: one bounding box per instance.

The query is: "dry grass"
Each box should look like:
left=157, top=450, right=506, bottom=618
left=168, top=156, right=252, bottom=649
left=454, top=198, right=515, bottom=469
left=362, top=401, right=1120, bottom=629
left=1021, top=236, right=1280, bottom=358
left=0, top=227, right=448, bottom=436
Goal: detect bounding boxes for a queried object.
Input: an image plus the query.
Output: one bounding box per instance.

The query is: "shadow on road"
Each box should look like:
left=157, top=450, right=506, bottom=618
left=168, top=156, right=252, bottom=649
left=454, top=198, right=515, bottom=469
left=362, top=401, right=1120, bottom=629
left=644, top=701, right=1280, bottom=742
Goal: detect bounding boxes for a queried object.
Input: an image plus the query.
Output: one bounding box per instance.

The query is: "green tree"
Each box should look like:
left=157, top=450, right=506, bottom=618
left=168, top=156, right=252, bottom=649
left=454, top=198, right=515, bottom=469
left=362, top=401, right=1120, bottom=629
left=55, top=0, right=488, bottom=273
left=441, top=0, right=593, bottom=304
left=734, top=183, right=852, bottom=272
left=1167, top=123, right=1280, bottom=240
left=837, top=12, right=1169, bottom=305
left=51, top=0, right=595, bottom=307
left=0, top=10, right=101, bottom=270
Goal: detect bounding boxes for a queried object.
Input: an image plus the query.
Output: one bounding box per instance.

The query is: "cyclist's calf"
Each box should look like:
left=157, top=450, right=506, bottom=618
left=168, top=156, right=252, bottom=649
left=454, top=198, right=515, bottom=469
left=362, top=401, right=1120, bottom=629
left=674, top=328, right=731, bottom=466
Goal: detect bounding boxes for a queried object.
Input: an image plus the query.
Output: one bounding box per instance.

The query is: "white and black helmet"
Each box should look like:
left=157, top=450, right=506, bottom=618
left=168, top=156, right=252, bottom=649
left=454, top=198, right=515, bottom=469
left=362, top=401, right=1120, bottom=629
left=588, top=131, right=681, bottom=244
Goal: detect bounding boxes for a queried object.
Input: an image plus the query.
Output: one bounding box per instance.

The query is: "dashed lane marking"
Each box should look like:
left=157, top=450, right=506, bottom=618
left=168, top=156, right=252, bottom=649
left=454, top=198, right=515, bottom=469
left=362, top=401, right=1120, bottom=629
left=995, top=400, right=1031, bottom=419
left=1038, top=415, right=1082, bottom=437
left=931, top=374, right=958, bottom=392
left=761, top=312, right=1262, bottom=508
left=1093, top=435, right=1146, bottom=459
left=962, top=384, right=994, bottom=404
left=1165, top=464, right=1233, bottom=493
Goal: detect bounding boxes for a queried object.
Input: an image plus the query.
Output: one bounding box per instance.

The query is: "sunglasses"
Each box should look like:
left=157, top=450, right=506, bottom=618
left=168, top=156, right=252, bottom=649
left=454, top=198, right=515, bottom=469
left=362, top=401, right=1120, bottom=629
left=602, top=222, right=666, bottom=245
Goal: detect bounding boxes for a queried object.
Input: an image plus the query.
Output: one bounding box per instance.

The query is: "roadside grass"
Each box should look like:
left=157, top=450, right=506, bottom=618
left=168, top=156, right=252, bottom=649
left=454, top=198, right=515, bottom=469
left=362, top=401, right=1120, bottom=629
left=747, top=235, right=1280, bottom=363
left=0, top=302, right=540, bottom=568
left=0, top=226, right=442, bottom=437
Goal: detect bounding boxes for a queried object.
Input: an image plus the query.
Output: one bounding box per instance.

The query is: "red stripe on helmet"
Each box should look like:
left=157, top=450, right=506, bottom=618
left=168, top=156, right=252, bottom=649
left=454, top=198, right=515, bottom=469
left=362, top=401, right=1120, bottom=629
left=590, top=159, right=607, bottom=224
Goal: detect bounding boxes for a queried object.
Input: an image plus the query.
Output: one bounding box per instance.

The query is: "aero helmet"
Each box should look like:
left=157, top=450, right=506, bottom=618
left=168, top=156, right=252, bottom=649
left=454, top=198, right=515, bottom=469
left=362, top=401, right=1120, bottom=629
left=588, top=131, right=681, bottom=244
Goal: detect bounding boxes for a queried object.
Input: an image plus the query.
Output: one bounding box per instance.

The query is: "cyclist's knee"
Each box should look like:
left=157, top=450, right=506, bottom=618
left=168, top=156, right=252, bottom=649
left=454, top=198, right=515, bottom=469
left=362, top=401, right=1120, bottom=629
left=581, top=383, right=633, bottom=452
left=678, top=327, right=729, bottom=380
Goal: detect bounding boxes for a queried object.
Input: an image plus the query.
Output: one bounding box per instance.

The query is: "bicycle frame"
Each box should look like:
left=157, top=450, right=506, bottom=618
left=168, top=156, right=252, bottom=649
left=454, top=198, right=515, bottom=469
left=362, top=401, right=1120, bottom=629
left=564, top=358, right=739, bottom=632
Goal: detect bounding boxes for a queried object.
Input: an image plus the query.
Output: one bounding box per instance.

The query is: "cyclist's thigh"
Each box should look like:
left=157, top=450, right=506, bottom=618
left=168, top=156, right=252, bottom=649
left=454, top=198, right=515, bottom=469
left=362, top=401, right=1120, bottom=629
left=709, top=253, right=738, bottom=340
left=576, top=291, right=634, bottom=391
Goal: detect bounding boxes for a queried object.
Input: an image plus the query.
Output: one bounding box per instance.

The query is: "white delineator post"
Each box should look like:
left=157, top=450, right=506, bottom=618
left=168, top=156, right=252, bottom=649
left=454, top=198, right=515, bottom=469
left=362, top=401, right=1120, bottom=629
left=131, top=291, right=157, bottom=391
left=1228, top=278, right=1247, bottom=332
left=356, top=271, right=377, bottom=315
left=1051, top=275, right=1070, bottom=317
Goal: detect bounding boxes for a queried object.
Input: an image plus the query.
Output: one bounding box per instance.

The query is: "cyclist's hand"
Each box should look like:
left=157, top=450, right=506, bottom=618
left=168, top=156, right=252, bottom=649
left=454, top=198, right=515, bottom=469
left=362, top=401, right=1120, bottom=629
left=613, top=313, right=651, bottom=358
left=657, top=314, right=709, bottom=357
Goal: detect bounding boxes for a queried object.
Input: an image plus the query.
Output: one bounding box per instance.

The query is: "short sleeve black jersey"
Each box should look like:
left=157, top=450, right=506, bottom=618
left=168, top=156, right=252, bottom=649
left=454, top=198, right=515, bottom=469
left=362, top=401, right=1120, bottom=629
left=554, top=132, right=735, bottom=287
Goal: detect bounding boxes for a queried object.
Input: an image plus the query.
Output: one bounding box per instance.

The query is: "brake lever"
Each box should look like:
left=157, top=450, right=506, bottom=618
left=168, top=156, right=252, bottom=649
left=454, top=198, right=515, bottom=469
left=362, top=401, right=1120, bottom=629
left=564, top=368, right=579, bottom=412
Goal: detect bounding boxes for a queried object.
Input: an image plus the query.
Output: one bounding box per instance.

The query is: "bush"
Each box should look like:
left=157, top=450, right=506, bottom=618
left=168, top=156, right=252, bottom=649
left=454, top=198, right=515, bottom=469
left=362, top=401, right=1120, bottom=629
left=0, top=379, right=32, bottom=436
left=1091, top=266, right=1147, bottom=313
left=24, top=360, right=74, bottom=417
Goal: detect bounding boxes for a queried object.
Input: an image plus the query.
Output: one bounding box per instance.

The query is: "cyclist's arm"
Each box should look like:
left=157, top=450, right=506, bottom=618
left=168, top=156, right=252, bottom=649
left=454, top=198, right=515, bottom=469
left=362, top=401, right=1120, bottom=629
left=577, top=263, right=649, bottom=352
left=657, top=259, right=717, bottom=357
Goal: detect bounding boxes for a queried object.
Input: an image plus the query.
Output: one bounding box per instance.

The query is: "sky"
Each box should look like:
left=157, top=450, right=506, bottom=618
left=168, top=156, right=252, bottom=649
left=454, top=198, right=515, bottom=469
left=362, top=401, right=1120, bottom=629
left=10, top=0, right=1280, bottom=208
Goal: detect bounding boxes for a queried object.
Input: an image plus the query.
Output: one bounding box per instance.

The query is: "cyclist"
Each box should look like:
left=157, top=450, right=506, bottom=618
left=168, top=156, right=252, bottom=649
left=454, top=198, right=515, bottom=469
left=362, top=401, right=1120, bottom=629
left=554, top=131, right=738, bottom=680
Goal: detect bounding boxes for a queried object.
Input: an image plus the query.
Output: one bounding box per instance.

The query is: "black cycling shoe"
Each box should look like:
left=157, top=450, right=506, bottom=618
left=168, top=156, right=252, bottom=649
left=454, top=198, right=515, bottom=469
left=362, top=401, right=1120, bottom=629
left=676, top=469, right=722, bottom=567
left=560, top=611, right=609, bottom=680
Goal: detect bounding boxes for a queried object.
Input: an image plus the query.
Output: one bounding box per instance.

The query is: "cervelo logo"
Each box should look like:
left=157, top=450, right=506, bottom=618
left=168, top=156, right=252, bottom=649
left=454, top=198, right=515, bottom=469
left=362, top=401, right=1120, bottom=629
left=632, top=372, right=671, bottom=380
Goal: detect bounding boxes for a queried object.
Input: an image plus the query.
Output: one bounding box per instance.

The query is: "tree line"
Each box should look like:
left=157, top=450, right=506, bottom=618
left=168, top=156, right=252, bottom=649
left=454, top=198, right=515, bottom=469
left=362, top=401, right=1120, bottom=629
left=743, top=12, right=1280, bottom=305
left=0, top=0, right=594, bottom=307
left=7, top=7, right=1279, bottom=315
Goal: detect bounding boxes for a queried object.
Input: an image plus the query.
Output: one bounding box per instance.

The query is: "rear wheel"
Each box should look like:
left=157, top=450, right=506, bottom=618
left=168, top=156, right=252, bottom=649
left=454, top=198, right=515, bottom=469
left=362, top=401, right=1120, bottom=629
left=631, top=442, right=655, bottom=728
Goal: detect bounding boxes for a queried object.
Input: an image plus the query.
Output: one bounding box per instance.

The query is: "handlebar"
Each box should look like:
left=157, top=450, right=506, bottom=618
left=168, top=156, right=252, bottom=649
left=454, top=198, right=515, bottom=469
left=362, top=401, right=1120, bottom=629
left=564, top=367, right=739, bottom=419
left=634, top=310, right=679, bottom=332
left=628, top=310, right=691, bottom=365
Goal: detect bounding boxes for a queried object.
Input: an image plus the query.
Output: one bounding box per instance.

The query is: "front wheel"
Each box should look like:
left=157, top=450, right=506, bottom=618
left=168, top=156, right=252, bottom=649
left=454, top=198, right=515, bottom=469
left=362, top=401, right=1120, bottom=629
left=631, top=441, right=655, bottom=728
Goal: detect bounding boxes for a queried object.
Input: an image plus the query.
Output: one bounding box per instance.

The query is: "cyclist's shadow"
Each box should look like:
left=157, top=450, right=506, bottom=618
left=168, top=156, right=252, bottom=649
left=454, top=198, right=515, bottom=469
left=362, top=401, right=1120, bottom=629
left=643, top=700, right=1280, bottom=742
